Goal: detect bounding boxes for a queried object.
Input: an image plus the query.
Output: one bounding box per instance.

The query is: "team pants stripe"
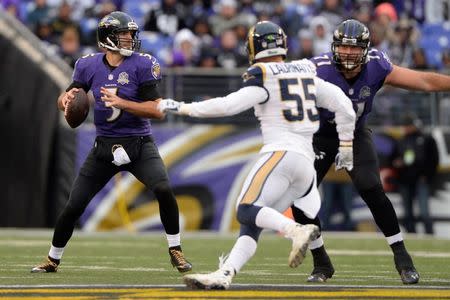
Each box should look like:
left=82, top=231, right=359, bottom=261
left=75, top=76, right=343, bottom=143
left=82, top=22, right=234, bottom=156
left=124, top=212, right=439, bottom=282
left=240, top=151, right=286, bottom=205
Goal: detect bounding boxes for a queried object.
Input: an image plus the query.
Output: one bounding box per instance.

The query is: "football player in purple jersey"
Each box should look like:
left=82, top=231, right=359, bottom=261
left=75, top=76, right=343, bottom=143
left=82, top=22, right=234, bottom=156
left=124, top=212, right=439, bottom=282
left=31, top=11, right=192, bottom=274
left=292, top=19, right=450, bottom=285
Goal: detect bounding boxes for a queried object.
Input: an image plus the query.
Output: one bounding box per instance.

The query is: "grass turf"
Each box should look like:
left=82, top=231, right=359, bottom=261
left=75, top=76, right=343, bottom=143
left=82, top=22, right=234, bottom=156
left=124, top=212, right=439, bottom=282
left=0, top=229, right=449, bottom=288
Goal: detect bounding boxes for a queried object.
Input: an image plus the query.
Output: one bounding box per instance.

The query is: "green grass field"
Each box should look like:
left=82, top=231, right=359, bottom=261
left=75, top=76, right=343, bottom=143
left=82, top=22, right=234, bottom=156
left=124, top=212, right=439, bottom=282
left=0, top=229, right=449, bottom=299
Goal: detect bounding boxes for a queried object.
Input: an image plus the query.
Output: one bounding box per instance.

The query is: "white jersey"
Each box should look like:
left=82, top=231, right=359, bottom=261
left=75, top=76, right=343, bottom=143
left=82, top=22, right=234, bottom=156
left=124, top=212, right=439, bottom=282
left=252, top=60, right=322, bottom=160
left=182, top=59, right=355, bottom=162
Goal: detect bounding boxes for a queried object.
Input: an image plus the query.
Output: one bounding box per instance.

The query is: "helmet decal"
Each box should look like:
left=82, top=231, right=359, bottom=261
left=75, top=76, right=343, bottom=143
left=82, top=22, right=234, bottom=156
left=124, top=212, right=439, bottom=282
left=97, top=11, right=141, bottom=56
left=331, top=19, right=370, bottom=70
left=245, top=21, right=287, bottom=65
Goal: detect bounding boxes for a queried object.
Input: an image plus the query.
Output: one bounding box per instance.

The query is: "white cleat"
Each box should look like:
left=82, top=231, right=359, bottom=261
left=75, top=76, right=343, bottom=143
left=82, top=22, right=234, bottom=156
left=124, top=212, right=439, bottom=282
left=285, top=223, right=320, bottom=268
left=183, top=267, right=234, bottom=290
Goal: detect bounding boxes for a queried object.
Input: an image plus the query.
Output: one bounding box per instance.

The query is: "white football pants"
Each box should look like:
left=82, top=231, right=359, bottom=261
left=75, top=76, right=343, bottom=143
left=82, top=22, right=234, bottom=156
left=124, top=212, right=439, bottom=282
left=236, top=151, right=321, bottom=219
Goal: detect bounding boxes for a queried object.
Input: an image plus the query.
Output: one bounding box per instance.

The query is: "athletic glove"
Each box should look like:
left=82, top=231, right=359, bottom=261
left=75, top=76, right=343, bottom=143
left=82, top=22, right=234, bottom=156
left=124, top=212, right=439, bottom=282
left=335, top=140, right=353, bottom=171
left=157, top=99, right=182, bottom=114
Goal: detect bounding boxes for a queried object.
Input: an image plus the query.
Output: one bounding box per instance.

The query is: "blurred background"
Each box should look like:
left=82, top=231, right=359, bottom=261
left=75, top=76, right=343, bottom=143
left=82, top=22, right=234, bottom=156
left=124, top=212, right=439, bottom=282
left=1, top=0, right=450, bottom=237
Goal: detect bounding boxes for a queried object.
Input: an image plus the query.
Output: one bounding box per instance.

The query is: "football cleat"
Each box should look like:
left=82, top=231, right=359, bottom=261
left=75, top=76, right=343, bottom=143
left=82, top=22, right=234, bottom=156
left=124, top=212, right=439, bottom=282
left=394, top=252, right=420, bottom=284
left=284, top=223, right=320, bottom=268
left=308, top=272, right=330, bottom=283
left=307, top=248, right=335, bottom=283
left=31, top=257, right=59, bottom=273
left=307, top=264, right=335, bottom=283
left=399, top=268, right=420, bottom=284
left=183, top=267, right=235, bottom=290
left=169, top=248, right=192, bottom=273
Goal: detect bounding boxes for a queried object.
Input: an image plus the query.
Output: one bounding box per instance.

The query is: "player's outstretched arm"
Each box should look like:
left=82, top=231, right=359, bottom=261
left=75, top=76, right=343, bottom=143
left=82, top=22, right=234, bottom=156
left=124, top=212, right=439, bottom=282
left=386, top=65, right=450, bottom=92
left=158, top=86, right=268, bottom=118
left=157, top=99, right=184, bottom=114
left=314, top=77, right=356, bottom=142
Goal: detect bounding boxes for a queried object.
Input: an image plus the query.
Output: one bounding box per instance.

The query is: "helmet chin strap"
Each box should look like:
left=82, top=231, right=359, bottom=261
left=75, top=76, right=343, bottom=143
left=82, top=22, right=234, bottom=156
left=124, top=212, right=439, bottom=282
left=119, top=49, right=133, bottom=56
left=101, top=37, right=133, bottom=56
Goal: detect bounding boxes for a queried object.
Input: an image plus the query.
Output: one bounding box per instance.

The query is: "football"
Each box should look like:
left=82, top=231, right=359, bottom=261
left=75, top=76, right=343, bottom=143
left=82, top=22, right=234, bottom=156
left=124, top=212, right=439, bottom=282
left=65, top=89, right=90, bottom=128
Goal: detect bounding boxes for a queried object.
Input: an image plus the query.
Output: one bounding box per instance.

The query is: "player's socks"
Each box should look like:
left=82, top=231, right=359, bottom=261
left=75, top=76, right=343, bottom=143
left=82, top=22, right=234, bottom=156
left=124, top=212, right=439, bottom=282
left=166, top=233, right=181, bottom=248
left=224, top=235, right=257, bottom=273
left=255, top=206, right=295, bottom=232
left=49, top=245, right=64, bottom=261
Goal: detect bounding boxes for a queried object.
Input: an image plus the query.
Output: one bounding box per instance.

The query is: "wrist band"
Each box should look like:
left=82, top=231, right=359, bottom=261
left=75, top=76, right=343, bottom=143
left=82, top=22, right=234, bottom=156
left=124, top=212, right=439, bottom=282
left=339, top=140, right=353, bottom=147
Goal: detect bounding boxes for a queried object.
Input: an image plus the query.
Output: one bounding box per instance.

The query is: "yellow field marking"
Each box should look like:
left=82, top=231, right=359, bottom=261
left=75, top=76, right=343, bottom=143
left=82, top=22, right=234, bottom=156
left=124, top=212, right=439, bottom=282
left=0, top=288, right=449, bottom=299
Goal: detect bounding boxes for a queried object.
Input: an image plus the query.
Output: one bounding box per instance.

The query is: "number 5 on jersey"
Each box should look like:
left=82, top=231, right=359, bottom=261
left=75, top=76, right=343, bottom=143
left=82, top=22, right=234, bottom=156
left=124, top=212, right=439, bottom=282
left=103, top=87, right=122, bottom=122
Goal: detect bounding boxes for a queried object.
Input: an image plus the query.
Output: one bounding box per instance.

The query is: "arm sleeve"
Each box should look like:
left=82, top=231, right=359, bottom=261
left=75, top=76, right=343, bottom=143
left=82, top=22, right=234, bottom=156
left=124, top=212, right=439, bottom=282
left=314, top=77, right=356, bottom=141
left=137, top=81, right=161, bottom=101
left=66, top=81, right=89, bottom=93
left=182, top=86, right=268, bottom=118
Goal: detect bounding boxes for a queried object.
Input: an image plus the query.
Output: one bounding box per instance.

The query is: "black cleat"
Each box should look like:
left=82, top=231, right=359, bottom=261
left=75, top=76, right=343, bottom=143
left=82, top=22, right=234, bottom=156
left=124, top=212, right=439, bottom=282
left=169, top=247, right=192, bottom=273
left=399, top=268, right=420, bottom=284
left=394, top=251, right=420, bottom=284
left=307, top=246, right=335, bottom=283
left=31, top=257, right=59, bottom=273
left=307, top=271, right=333, bottom=283
left=307, top=264, right=335, bottom=283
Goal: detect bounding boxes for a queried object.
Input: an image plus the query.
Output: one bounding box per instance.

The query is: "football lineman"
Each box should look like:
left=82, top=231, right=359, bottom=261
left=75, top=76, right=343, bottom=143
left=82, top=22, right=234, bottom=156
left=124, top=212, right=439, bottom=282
left=158, top=21, right=356, bottom=290
left=291, top=19, right=450, bottom=285
left=31, top=11, right=191, bottom=273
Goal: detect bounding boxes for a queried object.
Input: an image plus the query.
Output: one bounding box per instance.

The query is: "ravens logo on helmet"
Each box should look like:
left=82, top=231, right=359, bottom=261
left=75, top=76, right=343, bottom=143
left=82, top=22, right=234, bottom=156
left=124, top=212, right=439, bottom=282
left=331, top=19, right=370, bottom=70
left=97, top=11, right=141, bottom=57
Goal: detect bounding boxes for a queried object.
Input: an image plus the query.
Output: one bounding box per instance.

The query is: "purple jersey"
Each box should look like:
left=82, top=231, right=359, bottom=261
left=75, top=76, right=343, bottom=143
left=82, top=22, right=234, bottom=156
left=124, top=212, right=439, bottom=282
left=72, top=52, right=162, bottom=137
left=310, top=48, right=393, bottom=136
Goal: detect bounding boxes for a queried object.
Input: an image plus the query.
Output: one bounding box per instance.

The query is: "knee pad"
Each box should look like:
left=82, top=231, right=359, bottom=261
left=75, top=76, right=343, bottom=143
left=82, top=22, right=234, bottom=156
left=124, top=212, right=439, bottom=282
left=239, top=224, right=262, bottom=242
left=237, top=204, right=262, bottom=226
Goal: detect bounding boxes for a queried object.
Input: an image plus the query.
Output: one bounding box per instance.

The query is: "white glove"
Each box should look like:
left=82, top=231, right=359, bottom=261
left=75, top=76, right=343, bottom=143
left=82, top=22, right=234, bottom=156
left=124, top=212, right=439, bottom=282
left=157, top=99, right=182, bottom=113
left=335, top=141, right=353, bottom=171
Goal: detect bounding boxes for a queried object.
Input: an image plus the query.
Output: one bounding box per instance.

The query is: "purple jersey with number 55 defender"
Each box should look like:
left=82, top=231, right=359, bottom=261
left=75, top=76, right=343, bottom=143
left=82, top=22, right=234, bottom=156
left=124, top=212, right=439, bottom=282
left=72, top=52, right=162, bottom=137
left=310, top=48, right=393, bottom=137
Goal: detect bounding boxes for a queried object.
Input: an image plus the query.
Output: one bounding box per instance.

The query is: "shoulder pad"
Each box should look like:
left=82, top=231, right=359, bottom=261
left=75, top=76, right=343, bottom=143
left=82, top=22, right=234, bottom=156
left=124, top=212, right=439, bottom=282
left=136, top=53, right=162, bottom=81
left=74, top=53, right=100, bottom=69
left=136, top=52, right=158, bottom=64
left=367, top=48, right=393, bottom=71
left=242, top=63, right=265, bottom=87
left=310, top=53, right=333, bottom=67
left=79, top=53, right=101, bottom=60
left=298, top=59, right=317, bottom=72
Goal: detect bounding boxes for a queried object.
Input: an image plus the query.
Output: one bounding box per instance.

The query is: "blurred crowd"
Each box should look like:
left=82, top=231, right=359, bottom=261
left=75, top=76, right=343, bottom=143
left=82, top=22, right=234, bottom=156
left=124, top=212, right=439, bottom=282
left=2, top=0, right=450, bottom=70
